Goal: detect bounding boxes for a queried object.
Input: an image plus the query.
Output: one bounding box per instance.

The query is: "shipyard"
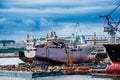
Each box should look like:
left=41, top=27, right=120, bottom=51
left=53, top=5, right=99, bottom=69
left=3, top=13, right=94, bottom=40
left=0, top=0, right=120, bottom=80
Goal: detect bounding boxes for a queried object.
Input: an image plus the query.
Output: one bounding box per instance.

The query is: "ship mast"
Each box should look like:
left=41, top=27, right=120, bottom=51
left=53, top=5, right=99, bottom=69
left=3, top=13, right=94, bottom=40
left=100, top=4, right=120, bottom=44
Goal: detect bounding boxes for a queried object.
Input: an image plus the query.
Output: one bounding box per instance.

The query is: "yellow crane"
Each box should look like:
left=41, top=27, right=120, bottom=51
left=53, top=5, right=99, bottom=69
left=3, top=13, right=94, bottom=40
left=63, top=44, right=73, bottom=65
left=51, top=40, right=73, bottom=65
left=93, top=32, right=96, bottom=45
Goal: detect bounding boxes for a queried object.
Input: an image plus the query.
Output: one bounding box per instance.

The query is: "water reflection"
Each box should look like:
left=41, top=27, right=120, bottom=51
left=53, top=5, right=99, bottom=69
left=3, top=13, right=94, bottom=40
left=112, top=78, right=120, bottom=80
left=34, top=75, right=112, bottom=80
left=0, top=75, right=119, bottom=80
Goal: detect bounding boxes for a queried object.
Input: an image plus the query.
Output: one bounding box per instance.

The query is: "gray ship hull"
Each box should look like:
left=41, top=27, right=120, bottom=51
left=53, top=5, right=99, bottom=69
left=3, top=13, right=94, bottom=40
left=34, top=45, right=94, bottom=64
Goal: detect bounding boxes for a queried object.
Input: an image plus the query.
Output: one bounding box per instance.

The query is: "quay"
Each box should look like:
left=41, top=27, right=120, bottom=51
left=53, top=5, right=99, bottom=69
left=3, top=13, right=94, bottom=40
left=90, top=69, right=120, bottom=78
left=0, top=69, right=90, bottom=79
left=1, top=64, right=120, bottom=79
left=0, top=70, right=34, bottom=79
left=91, top=73, right=120, bottom=78
left=62, top=70, right=90, bottom=75
left=90, top=69, right=105, bottom=73
left=0, top=70, right=63, bottom=79
left=0, top=65, right=91, bottom=79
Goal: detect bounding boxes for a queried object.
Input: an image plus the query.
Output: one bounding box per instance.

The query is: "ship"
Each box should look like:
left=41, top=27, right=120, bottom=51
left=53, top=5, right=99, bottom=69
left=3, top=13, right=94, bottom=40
left=100, top=4, right=120, bottom=74
left=19, top=31, right=95, bottom=65
left=103, top=44, right=120, bottom=74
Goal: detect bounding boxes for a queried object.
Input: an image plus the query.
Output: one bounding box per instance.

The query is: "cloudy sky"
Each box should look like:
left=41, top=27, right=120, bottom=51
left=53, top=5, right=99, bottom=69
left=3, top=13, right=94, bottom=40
left=0, top=0, right=120, bottom=41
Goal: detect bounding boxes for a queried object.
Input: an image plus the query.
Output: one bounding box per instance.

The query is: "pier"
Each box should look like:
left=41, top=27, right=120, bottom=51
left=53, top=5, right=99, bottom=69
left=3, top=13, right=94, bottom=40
left=0, top=70, right=63, bottom=79
left=0, top=66, right=120, bottom=79
left=91, top=73, right=120, bottom=78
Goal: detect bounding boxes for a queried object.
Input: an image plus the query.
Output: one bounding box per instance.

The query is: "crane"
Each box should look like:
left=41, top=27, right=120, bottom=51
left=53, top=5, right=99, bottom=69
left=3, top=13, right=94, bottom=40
left=62, top=43, right=73, bottom=65
left=93, top=32, right=96, bottom=45
left=100, top=4, right=120, bottom=43
left=50, top=39, right=73, bottom=65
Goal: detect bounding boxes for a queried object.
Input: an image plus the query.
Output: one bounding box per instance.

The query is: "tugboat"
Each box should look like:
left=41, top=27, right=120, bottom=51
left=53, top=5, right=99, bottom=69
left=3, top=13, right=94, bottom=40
left=100, top=4, right=120, bottom=74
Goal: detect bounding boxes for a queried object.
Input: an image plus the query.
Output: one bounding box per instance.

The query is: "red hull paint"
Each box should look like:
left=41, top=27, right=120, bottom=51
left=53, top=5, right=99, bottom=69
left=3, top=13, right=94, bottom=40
left=21, top=58, right=33, bottom=64
left=105, top=62, right=120, bottom=74
left=77, top=66, right=89, bottom=70
left=64, top=67, right=76, bottom=71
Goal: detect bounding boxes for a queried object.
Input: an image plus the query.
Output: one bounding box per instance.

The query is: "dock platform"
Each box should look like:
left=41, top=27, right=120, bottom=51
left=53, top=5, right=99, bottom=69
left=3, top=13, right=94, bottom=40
left=0, top=70, right=63, bottom=79
left=91, top=73, right=120, bottom=78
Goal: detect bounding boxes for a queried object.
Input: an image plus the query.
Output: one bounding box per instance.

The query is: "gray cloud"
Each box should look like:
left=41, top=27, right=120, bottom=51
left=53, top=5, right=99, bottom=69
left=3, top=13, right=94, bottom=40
left=1, top=0, right=116, bottom=6
left=0, top=0, right=119, bottom=41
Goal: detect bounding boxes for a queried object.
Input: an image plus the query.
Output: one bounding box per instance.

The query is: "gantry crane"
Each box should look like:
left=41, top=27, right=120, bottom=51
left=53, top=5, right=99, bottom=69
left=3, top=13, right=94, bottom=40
left=100, top=4, right=120, bottom=43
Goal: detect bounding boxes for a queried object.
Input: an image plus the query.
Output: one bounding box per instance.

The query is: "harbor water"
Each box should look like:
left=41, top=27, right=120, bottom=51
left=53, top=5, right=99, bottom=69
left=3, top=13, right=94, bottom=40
left=0, top=75, right=119, bottom=80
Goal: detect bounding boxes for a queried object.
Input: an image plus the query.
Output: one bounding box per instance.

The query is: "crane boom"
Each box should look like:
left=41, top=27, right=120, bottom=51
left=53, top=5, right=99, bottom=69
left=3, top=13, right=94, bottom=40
left=100, top=4, right=120, bottom=43
left=108, top=4, right=120, bottom=16
left=63, top=44, right=73, bottom=64
left=50, top=39, right=73, bottom=64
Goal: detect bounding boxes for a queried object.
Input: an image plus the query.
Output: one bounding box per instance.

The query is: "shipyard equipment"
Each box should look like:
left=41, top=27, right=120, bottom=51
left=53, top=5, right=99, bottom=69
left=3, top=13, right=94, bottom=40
left=101, top=4, right=120, bottom=74
left=51, top=39, right=73, bottom=65
left=100, top=4, right=120, bottom=43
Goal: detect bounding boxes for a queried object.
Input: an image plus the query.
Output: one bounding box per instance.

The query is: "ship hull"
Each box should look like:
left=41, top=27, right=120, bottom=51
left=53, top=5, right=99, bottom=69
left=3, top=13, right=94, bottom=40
left=19, top=51, right=33, bottom=63
left=104, top=44, right=120, bottom=62
left=104, top=44, right=120, bottom=74
left=19, top=45, right=95, bottom=65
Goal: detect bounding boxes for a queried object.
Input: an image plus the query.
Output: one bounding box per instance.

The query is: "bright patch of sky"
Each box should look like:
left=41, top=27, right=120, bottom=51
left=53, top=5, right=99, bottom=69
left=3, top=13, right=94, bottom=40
left=0, top=0, right=120, bottom=41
